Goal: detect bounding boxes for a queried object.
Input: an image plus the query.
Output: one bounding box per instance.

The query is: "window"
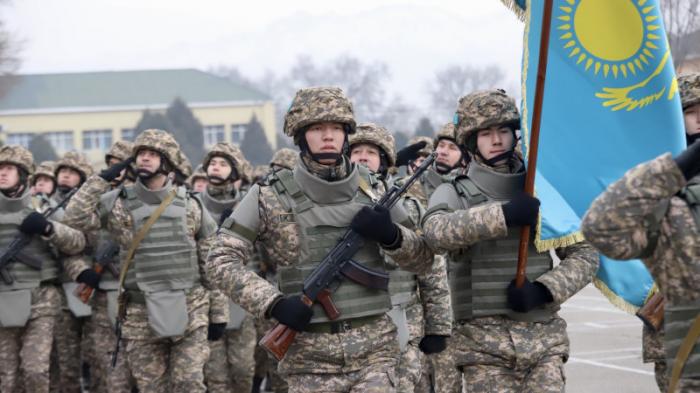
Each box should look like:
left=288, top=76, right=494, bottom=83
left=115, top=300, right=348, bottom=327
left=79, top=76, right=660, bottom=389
left=83, top=129, right=113, bottom=150
left=121, top=128, right=136, bottom=141
left=44, top=131, right=74, bottom=153
left=231, top=124, right=247, bottom=144
left=6, top=132, right=33, bottom=147
left=203, top=125, right=225, bottom=146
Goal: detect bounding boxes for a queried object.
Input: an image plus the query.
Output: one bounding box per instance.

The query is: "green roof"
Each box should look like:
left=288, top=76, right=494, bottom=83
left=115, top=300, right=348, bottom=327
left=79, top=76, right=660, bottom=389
left=0, top=69, right=270, bottom=112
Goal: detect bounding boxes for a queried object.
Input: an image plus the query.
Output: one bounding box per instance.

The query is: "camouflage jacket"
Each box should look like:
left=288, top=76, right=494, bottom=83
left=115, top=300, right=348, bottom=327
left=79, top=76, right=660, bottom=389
left=33, top=193, right=87, bottom=257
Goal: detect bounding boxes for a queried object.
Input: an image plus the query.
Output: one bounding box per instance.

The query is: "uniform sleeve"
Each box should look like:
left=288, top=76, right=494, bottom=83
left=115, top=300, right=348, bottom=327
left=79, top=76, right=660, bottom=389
left=62, top=254, right=92, bottom=281
left=418, top=254, right=452, bottom=336
left=536, top=241, right=599, bottom=305
left=63, top=175, right=110, bottom=233
left=581, top=153, right=685, bottom=260
left=382, top=225, right=435, bottom=275
left=423, top=205, right=508, bottom=253
left=46, top=221, right=86, bottom=255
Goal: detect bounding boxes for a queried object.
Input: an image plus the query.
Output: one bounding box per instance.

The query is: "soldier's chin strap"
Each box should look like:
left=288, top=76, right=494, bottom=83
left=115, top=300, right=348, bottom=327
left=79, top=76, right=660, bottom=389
left=687, top=132, right=700, bottom=146
left=0, top=181, right=26, bottom=198
left=298, top=132, right=349, bottom=165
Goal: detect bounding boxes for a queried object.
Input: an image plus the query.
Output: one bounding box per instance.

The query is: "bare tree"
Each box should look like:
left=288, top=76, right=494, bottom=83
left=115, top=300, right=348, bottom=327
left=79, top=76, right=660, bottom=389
left=0, top=2, right=21, bottom=99
left=661, top=0, right=700, bottom=68
left=427, top=64, right=506, bottom=121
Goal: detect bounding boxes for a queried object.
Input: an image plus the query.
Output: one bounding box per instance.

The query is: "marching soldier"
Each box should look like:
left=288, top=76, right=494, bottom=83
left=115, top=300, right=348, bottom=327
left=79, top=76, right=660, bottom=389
left=207, top=86, right=433, bottom=392
left=423, top=90, right=599, bottom=392
left=62, top=129, right=220, bottom=392
left=187, top=165, right=208, bottom=193
left=32, top=161, right=57, bottom=197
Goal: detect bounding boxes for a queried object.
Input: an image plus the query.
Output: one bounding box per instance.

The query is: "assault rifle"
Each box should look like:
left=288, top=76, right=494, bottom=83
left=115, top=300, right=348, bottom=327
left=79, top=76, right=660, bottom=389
left=636, top=291, right=664, bottom=332
left=259, top=152, right=437, bottom=361
left=0, top=188, right=78, bottom=284
left=74, top=240, right=120, bottom=303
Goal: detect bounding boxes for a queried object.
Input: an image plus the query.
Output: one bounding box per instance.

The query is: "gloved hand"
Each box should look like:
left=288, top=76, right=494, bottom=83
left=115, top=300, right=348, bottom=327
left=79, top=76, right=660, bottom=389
left=99, top=157, right=134, bottom=182
left=219, top=207, right=233, bottom=226
left=76, top=269, right=101, bottom=289
left=501, top=192, right=540, bottom=227
left=506, top=278, right=553, bottom=313
left=674, top=139, right=700, bottom=181
left=396, top=141, right=428, bottom=167
left=418, top=335, right=448, bottom=354
left=19, top=212, right=52, bottom=235
left=351, top=205, right=399, bottom=246
left=269, top=295, right=313, bottom=332
left=207, top=322, right=227, bottom=341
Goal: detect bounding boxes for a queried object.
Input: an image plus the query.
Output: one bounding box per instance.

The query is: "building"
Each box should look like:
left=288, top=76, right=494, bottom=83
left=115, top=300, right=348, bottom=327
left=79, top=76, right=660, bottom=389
left=0, top=69, right=276, bottom=165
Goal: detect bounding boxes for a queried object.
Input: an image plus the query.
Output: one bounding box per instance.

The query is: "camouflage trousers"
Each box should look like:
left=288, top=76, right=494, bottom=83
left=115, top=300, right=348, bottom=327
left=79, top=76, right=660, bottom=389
left=437, top=315, right=569, bottom=393
left=279, top=314, right=400, bottom=393
left=204, top=315, right=256, bottom=393
left=395, top=302, right=431, bottom=393
left=54, top=305, right=88, bottom=392
left=0, top=285, right=60, bottom=393
left=254, top=317, right=288, bottom=393
left=125, top=324, right=209, bottom=393
left=85, top=291, right=135, bottom=393
left=642, top=324, right=668, bottom=392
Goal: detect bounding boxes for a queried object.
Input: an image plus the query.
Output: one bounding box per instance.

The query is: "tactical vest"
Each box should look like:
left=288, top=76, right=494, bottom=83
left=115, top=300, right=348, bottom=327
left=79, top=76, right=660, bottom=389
left=120, top=182, right=200, bottom=292
left=666, top=182, right=700, bottom=378
left=201, top=186, right=241, bottom=217
left=448, top=163, right=553, bottom=322
left=271, top=164, right=392, bottom=324
left=0, top=190, right=59, bottom=290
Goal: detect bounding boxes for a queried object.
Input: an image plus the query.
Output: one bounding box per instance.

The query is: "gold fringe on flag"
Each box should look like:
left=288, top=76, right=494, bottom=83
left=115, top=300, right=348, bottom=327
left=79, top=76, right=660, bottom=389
left=593, top=277, right=641, bottom=315
left=499, top=0, right=527, bottom=22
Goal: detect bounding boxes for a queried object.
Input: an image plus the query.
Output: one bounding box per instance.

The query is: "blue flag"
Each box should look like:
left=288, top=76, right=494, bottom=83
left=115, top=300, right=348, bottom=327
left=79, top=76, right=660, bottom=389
left=509, top=0, right=686, bottom=311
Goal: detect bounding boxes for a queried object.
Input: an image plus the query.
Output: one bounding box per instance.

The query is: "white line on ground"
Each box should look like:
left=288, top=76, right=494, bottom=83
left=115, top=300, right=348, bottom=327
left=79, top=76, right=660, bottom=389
left=568, top=357, right=653, bottom=376
left=573, top=347, right=641, bottom=356
left=562, top=304, right=627, bottom=314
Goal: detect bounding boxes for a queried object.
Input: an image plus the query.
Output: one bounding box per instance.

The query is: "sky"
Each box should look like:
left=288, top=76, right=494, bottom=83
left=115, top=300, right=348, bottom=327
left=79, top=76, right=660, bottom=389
left=3, top=1, right=525, bottom=113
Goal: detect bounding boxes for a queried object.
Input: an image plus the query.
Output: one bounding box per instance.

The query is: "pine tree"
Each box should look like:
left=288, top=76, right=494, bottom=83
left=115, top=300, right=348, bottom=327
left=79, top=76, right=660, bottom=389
left=166, top=98, right=205, bottom=164
left=240, top=115, right=273, bottom=165
left=28, top=134, right=58, bottom=162
left=134, top=110, right=173, bottom=134
left=414, top=117, right=435, bottom=137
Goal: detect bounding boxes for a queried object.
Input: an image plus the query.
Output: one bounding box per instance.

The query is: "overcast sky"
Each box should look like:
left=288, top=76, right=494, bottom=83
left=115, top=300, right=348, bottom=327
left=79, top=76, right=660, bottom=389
left=4, top=1, right=525, bottom=111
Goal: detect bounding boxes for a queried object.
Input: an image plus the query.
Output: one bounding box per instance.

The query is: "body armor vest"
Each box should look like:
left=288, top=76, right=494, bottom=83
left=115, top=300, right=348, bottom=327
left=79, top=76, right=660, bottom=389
left=0, top=190, right=58, bottom=290
left=120, top=182, right=200, bottom=292
left=448, top=163, right=553, bottom=322
left=272, top=164, right=392, bottom=324
left=201, top=186, right=241, bottom=217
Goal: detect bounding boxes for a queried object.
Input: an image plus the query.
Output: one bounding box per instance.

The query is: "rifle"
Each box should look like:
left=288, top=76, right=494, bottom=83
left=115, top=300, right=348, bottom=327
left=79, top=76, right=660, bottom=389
left=74, top=240, right=120, bottom=303
left=259, top=152, right=437, bottom=361
left=111, top=290, right=128, bottom=368
left=0, top=188, right=78, bottom=284
left=636, top=291, right=665, bottom=332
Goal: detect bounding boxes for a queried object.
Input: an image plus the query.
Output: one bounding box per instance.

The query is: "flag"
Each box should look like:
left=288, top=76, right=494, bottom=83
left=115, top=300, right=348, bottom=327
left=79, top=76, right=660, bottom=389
left=508, top=0, right=686, bottom=311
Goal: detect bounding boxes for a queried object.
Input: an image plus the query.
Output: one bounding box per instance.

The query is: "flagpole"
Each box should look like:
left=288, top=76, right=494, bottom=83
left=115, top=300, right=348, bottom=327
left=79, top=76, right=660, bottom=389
left=516, top=0, right=554, bottom=288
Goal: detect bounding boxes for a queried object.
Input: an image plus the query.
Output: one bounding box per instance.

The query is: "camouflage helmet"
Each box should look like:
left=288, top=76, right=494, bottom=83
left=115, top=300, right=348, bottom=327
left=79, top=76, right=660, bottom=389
left=253, top=165, right=269, bottom=181
left=349, top=122, right=396, bottom=167
left=0, top=145, right=34, bottom=175
left=455, top=89, right=520, bottom=151
left=55, top=151, right=93, bottom=181
left=434, top=122, right=457, bottom=148
left=202, top=142, right=248, bottom=180
left=105, top=140, right=134, bottom=164
left=407, top=136, right=434, bottom=157
left=185, top=165, right=207, bottom=189
left=132, top=129, right=180, bottom=168
left=679, top=73, right=700, bottom=110
left=175, top=150, right=193, bottom=178
left=32, top=161, right=56, bottom=184
left=283, top=87, right=356, bottom=141
left=269, top=148, right=299, bottom=170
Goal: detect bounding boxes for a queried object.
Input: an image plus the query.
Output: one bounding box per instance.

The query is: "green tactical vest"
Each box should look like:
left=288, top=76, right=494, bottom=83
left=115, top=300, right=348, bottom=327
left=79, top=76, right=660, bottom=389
left=120, top=181, right=200, bottom=292
left=271, top=163, right=392, bottom=324
left=0, top=190, right=59, bottom=290
left=201, top=186, right=241, bottom=217
left=666, top=182, right=700, bottom=378
left=448, top=162, right=554, bottom=322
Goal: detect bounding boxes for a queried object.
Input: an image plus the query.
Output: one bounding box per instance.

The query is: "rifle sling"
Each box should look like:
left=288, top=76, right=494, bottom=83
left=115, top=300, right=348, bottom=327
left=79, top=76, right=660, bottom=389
left=668, top=314, right=700, bottom=393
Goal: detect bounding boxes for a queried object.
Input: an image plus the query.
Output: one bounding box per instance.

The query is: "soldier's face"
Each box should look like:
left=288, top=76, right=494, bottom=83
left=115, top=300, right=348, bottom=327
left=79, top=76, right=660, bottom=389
left=685, top=103, right=700, bottom=137
left=33, top=175, right=55, bottom=195
left=192, top=178, right=208, bottom=193
left=436, top=139, right=462, bottom=168
left=0, top=164, right=20, bottom=190
left=476, top=126, right=514, bottom=165
left=350, top=143, right=381, bottom=172
left=57, top=167, right=81, bottom=189
left=207, top=156, right=232, bottom=181
left=136, top=149, right=162, bottom=174
left=305, top=122, right=346, bottom=164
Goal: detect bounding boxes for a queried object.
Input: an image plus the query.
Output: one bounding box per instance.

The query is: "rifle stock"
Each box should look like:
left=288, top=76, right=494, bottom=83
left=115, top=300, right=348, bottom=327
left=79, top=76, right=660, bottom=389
left=636, top=292, right=665, bottom=332
left=259, top=294, right=313, bottom=361
left=74, top=264, right=104, bottom=303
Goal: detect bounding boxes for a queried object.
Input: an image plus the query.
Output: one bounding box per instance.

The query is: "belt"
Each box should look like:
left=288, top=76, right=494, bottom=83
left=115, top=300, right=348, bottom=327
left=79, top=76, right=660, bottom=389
left=304, top=314, right=382, bottom=334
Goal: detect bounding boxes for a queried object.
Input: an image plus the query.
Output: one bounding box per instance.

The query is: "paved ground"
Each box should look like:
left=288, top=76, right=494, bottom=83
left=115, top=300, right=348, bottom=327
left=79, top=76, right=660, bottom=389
left=563, top=284, right=659, bottom=393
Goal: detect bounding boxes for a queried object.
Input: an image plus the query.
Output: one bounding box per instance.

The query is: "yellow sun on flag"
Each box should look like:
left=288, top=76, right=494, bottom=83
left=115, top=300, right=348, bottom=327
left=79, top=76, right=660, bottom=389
left=558, top=0, right=663, bottom=78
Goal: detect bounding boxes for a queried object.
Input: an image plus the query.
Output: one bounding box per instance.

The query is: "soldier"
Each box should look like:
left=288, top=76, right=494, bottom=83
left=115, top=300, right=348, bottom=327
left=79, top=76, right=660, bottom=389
left=581, top=73, right=700, bottom=392
left=422, top=89, right=599, bottom=392
left=199, top=142, right=256, bottom=393
left=173, top=149, right=194, bottom=188
left=0, top=145, right=85, bottom=392
left=207, top=86, right=434, bottom=393
left=62, top=129, right=220, bottom=392
left=349, top=123, right=452, bottom=393
left=270, top=148, right=300, bottom=173
left=187, top=165, right=208, bottom=193
left=32, top=161, right=57, bottom=197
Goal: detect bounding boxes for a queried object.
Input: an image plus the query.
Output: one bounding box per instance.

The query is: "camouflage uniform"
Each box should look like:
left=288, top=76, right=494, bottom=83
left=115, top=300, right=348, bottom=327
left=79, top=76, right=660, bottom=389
left=199, top=142, right=256, bottom=393
left=32, top=161, right=57, bottom=196
left=62, top=129, right=220, bottom=393
left=582, top=74, right=700, bottom=392
left=207, top=87, right=434, bottom=393
left=271, top=148, right=300, bottom=172
left=0, top=146, right=86, bottom=393
left=423, top=90, right=599, bottom=393
left=186, top=165, right=208, bottom=191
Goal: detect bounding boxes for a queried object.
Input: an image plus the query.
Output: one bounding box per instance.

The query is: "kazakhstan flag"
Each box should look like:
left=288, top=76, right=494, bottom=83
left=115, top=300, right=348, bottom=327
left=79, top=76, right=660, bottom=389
left=506, top=0, right=686, bottom=311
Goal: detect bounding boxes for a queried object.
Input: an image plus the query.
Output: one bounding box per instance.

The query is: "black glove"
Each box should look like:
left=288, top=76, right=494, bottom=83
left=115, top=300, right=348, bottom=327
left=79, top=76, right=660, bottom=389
left=506, top=278, right=553, bottom=313
left=207, top=322, right=227, bottom=341
left=419, top=335, right=448, bottom=354
left=219, top=208, right=233, bottom=226
left=269, top=295, right=313, bottom=332
left=674, top=139, right=700, bottom=181
left=501, top=192, right=540, bottom=227
left=99, top=157, right=134, bottom=182
left=76, top=269, right=101, bottom=289
left=396, top=141, right=428, bottom=167
left=351, top=205, right=399, bottom=246
left=19, top=212, right=51, bottom=235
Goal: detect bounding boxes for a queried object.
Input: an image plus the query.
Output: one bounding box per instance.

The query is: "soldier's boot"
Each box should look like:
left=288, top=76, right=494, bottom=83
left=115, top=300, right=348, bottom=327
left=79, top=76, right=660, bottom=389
left=252, top=376, right=264, bottom=393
